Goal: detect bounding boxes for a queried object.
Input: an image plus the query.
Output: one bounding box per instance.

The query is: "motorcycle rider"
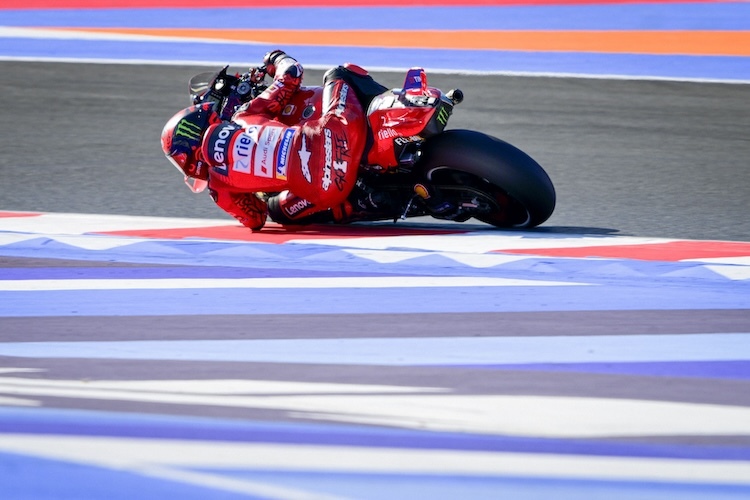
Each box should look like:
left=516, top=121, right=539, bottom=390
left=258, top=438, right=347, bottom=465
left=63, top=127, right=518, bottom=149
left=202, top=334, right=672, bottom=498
left=161, top=49, right=377, bottom=230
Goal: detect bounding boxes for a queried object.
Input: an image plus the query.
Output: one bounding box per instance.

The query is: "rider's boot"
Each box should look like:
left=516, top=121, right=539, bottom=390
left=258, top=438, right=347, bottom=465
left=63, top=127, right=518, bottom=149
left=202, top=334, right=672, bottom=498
left=322, top=64, right=388, bottom=109
left=322, top=69, right=350, bottom=115
left=350, top=182, right=390, bottom=213
left=331, top=183, right=392, bottom=223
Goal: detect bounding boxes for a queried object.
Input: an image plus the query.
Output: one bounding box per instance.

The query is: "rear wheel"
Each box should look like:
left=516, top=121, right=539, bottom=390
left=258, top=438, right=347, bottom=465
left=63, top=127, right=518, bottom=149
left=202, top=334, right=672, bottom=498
left=429, top=169, right=534, bottom=226
left=419, top=130, right=555, bottom=228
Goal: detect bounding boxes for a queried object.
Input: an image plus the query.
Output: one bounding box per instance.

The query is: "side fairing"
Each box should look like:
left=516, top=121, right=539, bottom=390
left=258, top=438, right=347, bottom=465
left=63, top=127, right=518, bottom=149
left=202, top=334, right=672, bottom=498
left=365, top=89, right=449, bottom=169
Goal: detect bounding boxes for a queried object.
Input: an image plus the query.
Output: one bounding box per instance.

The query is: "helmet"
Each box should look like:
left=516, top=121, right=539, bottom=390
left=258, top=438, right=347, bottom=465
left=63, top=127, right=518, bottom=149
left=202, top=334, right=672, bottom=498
left=161, top=102, right=220, bottom=192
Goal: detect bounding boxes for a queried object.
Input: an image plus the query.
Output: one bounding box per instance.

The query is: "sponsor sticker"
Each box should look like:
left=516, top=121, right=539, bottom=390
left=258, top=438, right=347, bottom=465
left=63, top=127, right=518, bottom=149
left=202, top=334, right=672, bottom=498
left=244, top=125, right=261, bottom=142
left=275, top=128, right=295, bottom=180
left=175, top=119, right=202, bottom=141
left=378, top=128, right=398, bottom=141
left=232, top=134, right=254, bottom=174
left=209, top=123, right=238, bottom=175
left=302, top=105, right=315, bottom=119
left=253, top=126, right=283, bottom=178
left=231, top=126, right=259, bottom=174
left=284, top=197, right=312, bottom=217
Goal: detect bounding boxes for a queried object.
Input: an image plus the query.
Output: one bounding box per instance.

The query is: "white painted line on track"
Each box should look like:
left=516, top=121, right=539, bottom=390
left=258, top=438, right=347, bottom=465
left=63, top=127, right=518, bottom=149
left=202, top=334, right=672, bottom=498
left=294, top=234, right=677, bottom=254
left=1, top=434, right=750, bottom=486
left=0, top=212, right=235, bottom=235
left=0, top=26, right=267, bottom=45
left=0, top=276, right=589, bottom=291
left=344, top=248, right=531, bottom=266
left=3, top=376, right=750, bottom=438
left=704, top=264, right=750, bottom=280
left=0, top=378, right=446, bottom=395
left=0, top=396, right=39, bottom=407
left=1, top=333, right=748, bottom=365
left=131, top=465, right=348, bottom=500
left=2, top=52, right=749, bottom=85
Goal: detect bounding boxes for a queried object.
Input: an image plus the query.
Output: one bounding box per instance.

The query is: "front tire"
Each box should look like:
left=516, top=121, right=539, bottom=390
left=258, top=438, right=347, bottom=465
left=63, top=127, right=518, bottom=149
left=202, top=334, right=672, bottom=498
left=419, top=129, right=556, bottom=228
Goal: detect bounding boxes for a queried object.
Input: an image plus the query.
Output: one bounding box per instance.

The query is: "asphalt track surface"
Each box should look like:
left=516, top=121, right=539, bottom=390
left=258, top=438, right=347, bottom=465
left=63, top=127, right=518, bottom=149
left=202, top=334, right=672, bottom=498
left=2, top=60, right=750, bottom=499
left=1, top=60, right=749, bottom=242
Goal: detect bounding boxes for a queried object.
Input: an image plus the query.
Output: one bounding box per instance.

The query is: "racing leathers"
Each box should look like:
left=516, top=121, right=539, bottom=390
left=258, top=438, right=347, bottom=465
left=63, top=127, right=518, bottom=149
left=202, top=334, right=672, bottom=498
left=199, top=51, right=367, bottom=230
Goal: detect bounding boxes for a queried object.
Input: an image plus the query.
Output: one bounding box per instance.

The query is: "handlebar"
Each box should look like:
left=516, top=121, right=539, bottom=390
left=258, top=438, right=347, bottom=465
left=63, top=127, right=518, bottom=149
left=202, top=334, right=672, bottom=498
left=190, top=65, right=269, bottom=120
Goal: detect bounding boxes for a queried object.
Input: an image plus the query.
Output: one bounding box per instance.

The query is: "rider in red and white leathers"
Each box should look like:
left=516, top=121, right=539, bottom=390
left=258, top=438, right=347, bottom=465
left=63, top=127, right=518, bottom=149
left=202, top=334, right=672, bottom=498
left=161, top=50, right=370, bottom=230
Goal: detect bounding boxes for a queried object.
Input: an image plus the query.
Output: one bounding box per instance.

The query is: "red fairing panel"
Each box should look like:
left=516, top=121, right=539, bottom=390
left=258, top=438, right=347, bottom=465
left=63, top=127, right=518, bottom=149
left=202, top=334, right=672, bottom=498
left=366, top=91, right=439, bottom=169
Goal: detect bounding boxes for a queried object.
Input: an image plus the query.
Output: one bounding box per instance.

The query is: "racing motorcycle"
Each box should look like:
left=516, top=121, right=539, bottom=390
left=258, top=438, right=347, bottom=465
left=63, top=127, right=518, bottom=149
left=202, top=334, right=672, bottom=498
left=187, top=63, right=556, bottom=228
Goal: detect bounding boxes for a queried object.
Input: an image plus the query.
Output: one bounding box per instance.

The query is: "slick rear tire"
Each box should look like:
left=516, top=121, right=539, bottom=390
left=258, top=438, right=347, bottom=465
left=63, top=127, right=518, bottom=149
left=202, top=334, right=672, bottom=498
left=419, top=129, right=556, bottom=228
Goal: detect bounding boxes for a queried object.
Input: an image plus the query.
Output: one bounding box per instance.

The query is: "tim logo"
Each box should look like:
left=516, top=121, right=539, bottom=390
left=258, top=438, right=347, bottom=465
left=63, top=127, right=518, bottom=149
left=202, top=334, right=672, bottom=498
left=175, top=119, right=202, bottom=141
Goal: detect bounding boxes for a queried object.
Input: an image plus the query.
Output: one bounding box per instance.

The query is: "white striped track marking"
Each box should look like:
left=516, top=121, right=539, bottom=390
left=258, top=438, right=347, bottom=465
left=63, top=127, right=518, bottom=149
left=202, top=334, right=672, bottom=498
left=2, top=375, right=750, bottom=438
left=0, top=434, right=749, bottom=488
left=0, top=276, right=589, bottom=291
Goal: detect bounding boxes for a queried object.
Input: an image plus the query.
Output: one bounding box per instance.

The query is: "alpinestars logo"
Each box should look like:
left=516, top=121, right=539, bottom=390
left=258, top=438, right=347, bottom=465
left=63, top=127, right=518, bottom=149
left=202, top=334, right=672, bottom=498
left=298, top=135, right=312, bottom=183
left=335, top=84, right=349, bottom=116
left=175, top=119, right=202, bottom=141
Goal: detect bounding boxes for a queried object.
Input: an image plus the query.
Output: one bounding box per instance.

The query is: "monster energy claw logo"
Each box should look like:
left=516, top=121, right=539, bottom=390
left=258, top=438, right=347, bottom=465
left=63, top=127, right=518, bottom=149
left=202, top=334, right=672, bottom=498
left=175, top=119, right=203, bottom=141
left=436, top=106, right=451, bottom=126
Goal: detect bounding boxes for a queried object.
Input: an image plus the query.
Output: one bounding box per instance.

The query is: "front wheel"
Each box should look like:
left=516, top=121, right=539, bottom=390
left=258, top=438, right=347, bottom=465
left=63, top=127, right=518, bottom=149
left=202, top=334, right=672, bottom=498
left=418, top=129, right=556, bottom=228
